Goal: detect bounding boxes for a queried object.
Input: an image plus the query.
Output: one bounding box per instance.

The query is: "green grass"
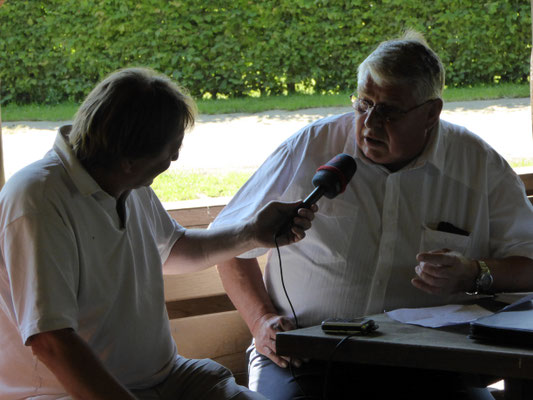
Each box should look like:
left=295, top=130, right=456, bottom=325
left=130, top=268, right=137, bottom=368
left=1, top=82, right=529, bottom=121
left=151, top=157, right=533, bottom=202
left=150, top=170, right=253, bottom=202
left=443, top=83, right=530, bottom=102
left=508, top=158, right=533, bottom=169
left=196, top=92, right=352, bottom=114
left=2, top=102, right=79, bottom=122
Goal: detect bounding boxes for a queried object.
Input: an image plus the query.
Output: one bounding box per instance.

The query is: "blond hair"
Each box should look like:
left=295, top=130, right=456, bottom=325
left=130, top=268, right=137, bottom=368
left=358, top=30, right=445, bottom=102
left=69, top=67, right=197, bottom=167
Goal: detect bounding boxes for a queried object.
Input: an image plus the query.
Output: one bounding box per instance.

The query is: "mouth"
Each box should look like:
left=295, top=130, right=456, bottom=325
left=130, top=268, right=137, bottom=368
left=364, top=136, right=386, bottom=147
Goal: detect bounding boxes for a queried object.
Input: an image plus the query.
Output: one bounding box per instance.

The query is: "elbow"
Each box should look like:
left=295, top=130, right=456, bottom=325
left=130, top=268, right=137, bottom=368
left=27, top=328, right=75, bottom=363
left=216, top=257, right=241, bottom=272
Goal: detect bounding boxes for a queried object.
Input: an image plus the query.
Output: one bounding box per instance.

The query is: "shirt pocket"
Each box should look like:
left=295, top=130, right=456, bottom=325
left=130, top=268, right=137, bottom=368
left=419, top=225, right=471, bottom=254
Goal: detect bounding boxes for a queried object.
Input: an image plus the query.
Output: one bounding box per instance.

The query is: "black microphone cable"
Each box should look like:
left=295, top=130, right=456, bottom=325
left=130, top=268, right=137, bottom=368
left=274, top=233, right=299, bottom=329
left=274, top=234, right=321, bottom=400
left=270, top=153, right=357, bottom=400
left=321, top=333, right=358, bottom=400
left=274, top=229, right=357, bottom=400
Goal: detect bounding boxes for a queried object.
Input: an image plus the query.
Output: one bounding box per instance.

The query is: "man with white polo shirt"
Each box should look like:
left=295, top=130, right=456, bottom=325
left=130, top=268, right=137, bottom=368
left=213, top=32, right=533, bottom=399
left=0, top=67, right=316, bottom=399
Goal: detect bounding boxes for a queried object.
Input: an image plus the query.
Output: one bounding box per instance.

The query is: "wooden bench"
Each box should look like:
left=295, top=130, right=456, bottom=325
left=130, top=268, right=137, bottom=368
left=516, top=168, right=533, bottom=198
left=163, top=171, right=533, bottom=386
left=164, top=198, right=266, bottom=386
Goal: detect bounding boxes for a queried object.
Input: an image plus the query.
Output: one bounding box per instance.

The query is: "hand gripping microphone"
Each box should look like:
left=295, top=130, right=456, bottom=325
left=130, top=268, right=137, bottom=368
left=276, top=153, right=357, bottom=237
left=301, top=153, right=357, bottom=208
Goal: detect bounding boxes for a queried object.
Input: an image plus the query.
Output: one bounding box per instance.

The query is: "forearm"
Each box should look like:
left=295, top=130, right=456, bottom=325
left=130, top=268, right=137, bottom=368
left=164, top=200, right=315, bottom=274
left=483, top=256, right=533, bottom=293
left=164, top=223, right=257, bottom=274
left=217, top=257, right=277, bottom=332
left=29, top=329, right=135, bottom=400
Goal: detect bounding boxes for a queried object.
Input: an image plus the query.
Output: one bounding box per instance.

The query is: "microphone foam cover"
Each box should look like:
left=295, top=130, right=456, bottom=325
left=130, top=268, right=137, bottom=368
left=312, top=153, right=357, bottom=198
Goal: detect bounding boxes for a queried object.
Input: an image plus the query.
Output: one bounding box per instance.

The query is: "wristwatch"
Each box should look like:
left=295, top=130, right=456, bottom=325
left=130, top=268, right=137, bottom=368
left=469, top=260, right=493, bottom=295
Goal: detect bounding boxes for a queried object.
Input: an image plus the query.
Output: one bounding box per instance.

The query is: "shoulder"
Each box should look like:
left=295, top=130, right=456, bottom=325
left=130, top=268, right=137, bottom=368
left=0, top=153, right=69, bottom=224
left=437, top=119, right=516, bottom=188
left=128, top=187, right=172, bottom=220
left=283, top=112, right=355, bottom=156
left=128, top=187, right=164, bottom=213
left=128, top=187, right=185, bottom=238
left=306, top=112, right=355, bottom=131
left=439, top=120, right=506, bottom=163
left=440, top=119, right=501, bottom=154
left=292, top=112, right=354, bottom=140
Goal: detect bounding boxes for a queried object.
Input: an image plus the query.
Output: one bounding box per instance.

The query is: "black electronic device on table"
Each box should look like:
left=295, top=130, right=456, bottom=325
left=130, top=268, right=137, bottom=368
left=321, top=317, right=379, bottom=335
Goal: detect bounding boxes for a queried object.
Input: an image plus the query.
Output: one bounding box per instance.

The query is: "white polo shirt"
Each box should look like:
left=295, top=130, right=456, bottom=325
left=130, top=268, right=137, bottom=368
left=211, top=113, right=533, bottom=327
left=0, top=127, right=185, bottom=398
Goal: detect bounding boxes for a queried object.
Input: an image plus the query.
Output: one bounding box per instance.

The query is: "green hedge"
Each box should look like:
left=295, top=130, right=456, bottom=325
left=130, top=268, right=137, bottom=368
left=0, top=0, right=530, bottom=104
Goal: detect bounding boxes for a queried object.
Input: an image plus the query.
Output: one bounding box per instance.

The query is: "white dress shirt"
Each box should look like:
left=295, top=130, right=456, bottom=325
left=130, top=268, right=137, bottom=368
left=211, top=112, right=533, bottom=327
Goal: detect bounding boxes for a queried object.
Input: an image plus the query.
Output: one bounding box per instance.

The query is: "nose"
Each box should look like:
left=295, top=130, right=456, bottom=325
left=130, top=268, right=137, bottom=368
left=364, top=106, right=382, bottom=129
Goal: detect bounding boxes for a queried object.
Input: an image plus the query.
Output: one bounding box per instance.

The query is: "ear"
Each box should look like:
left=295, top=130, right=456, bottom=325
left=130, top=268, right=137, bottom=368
left=425, top=98, right=443, bottom=131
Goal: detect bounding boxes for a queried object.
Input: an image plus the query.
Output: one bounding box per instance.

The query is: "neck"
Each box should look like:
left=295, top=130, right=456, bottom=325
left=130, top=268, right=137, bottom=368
left=385, top=126, right=436, bottom=172
left=83, top=162, right=128, bottom=200
left=384, top=159, right=413, bottom=173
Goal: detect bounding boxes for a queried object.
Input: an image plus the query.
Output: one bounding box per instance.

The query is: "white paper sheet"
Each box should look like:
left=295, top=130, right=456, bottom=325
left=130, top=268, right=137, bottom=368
left=385, top=304, right=494, bottom=328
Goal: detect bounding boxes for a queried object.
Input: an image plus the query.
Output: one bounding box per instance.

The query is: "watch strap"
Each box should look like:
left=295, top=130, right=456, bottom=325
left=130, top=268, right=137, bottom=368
left=467, top=260, right=493, bottom=295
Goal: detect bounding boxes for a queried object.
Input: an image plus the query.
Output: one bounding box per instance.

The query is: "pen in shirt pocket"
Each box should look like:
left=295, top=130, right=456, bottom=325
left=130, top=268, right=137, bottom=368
left=436, top=221, right=470, bottom=237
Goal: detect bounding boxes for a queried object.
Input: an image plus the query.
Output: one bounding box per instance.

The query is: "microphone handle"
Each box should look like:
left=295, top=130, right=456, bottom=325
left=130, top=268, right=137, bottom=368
left=301, top=185, right=326, bottom=209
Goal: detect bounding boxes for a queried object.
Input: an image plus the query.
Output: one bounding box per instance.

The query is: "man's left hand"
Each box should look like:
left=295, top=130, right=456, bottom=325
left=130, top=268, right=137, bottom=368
left=411, top=249, right=478, bottom=295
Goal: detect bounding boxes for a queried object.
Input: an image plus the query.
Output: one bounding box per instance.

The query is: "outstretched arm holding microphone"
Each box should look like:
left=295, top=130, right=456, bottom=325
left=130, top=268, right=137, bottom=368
left=165, top=199, right=318, bottom=275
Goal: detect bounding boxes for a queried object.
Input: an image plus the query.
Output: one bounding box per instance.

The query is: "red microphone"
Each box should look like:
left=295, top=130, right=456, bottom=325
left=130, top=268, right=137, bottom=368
left=301, top=153, right=357, bottom=208
left=276, top=154, right=357, bottom=237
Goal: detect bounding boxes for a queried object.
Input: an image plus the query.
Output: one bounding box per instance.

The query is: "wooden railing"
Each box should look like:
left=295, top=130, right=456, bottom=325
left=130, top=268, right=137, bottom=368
left=164, top=171, right=533, bottom=385
left=164, top=198, right=266, bottom=385
left=517, top=169, right=533, bottom=197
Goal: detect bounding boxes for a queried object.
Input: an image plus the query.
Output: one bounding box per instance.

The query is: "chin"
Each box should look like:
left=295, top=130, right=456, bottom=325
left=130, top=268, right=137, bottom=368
left=136, top=180, right=153, bottom=188
left=363, top=149, right=389, bottom=164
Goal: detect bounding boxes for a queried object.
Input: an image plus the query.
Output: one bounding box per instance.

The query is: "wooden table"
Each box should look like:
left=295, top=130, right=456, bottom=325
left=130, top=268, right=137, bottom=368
left=277, top=313, right=533, bottom=399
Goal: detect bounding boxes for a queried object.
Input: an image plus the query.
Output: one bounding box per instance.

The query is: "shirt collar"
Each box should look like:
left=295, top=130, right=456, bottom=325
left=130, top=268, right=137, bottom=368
left=54, top=125, right=104, bottom=197
left=408, top=120, right=445, bottom=172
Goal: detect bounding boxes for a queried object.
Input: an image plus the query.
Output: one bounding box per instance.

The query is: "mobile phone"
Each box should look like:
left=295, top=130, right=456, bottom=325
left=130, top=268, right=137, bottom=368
left=321, top=317, right=378, bottom=335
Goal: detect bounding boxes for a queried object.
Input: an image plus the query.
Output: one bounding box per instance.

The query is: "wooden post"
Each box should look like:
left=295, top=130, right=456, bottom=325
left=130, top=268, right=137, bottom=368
left=0, top=0, right=4, bottom=188
left=0, top=91, right=5, bottom=189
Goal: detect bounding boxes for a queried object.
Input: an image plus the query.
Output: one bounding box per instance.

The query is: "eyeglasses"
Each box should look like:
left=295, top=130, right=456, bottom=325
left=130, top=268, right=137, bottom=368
left=350, top=93, right=435, bottom=123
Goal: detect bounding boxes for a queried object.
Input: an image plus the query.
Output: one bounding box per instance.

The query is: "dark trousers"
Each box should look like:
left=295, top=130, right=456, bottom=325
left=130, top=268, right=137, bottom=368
left=247, top=345, right=496, bottom=400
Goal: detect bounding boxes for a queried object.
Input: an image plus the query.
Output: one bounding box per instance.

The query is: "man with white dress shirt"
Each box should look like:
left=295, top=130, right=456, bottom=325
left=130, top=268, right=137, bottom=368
left=212, top=32, right=533, bottom=399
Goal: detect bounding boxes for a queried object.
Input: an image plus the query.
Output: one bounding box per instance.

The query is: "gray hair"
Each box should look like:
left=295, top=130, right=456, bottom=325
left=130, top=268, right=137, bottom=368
left=69, top=67, right=197, bottom=167
left=358, top=30, right=445, bottom=102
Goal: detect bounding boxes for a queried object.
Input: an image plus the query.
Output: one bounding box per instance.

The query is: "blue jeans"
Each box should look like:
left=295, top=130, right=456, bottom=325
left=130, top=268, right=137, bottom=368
left=132, top=356, right=266, bottom=400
